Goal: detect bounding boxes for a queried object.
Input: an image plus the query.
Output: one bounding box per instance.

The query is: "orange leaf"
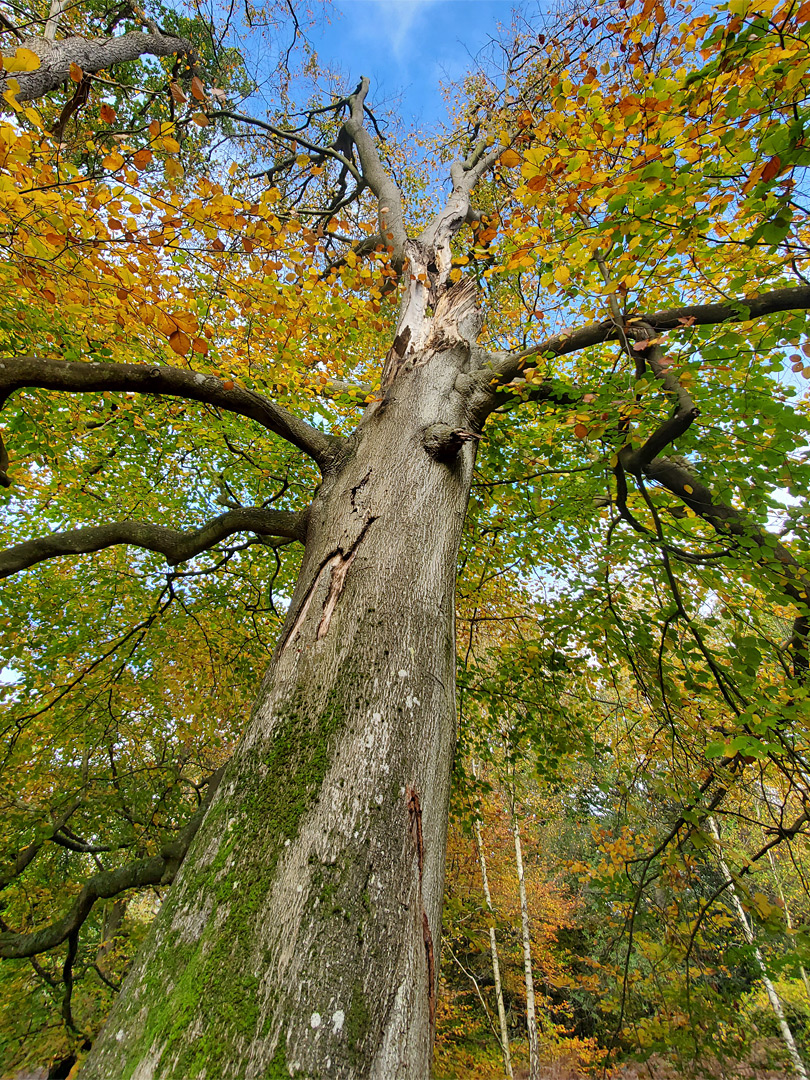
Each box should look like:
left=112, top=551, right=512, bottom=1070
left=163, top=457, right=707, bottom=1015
left=191, top=75, right=206, bottom=101
left=192, top=112, right=209, bottom=127
left=168, top=330, right=191, bottom=356
left=100, top=103, right=116, bottom=124
left=133, top=149, right=153, bottom=169
left=573, top=424, right=588, bottom=439
left=170, top=81, right=187, bottom=105
left=69, top=62, right=83, bottom=83
left=499, top=149, right=521, bottom=168
left=192, top=337, right=209, bottom=355
left=760, top=155, right=783, bottom=183
left=211, top=237, right=225, bottom=252
left=102, top=151, right=125, bottom=171
left=222, top=379, right=234, bottom=390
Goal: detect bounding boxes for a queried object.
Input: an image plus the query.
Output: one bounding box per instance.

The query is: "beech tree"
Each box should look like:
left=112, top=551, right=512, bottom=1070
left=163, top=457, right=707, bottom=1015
left=2, top=0, right=810, bottom=1075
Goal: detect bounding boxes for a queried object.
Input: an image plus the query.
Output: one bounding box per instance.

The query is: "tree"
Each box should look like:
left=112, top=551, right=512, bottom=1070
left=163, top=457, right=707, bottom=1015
left=2, top=0, right=810, bottom=1075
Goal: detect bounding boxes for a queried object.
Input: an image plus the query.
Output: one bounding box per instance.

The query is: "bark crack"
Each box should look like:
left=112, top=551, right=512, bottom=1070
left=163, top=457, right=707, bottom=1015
left=281, top=515, right=376, bottom=649
left=407, top=786, right=435, bottom=1030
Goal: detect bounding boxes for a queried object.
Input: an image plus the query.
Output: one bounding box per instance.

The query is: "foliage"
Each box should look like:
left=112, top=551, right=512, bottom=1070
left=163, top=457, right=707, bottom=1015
left=2, top=0, right=810, bottom=1072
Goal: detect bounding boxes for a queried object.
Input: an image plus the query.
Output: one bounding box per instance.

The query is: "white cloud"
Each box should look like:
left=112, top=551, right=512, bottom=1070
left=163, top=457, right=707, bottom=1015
left=362, top=0, right=440, bottom=62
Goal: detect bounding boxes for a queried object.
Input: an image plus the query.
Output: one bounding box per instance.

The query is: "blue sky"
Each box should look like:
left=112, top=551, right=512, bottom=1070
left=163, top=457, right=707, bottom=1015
left=306, top=1, right=515, bottom=127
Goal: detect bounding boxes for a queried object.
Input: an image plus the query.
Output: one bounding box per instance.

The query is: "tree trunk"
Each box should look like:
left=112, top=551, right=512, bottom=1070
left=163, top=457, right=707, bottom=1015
left=708, top=818, right=808, bottom=1080
left=512, top=810, right=540, bottom=1080
left=81, top=330, right=481, bottom=1078
left=472, top=810, right=514, bottom=1080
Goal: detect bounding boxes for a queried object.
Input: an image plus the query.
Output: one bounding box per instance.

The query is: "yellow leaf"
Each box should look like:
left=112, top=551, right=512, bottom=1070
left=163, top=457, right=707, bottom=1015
left=3, top=47, right=40, bottom=73
left=103, top=151, right=125, bottom=171
left=165, top=158, right=184, bottom=179
left=554, top=265, right=570, bottom=285
left=192, top=113, right=209, bottom=127
left=500, top=149, right=521, bottom=168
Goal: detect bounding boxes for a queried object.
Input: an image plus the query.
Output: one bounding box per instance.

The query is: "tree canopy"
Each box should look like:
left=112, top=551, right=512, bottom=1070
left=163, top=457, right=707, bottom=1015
left=2, top=0, right=810, bottom=1075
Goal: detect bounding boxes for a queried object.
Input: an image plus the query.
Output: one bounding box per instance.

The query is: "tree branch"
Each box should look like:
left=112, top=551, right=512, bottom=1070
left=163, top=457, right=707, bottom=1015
left=0, top=506, right=308, bottom=579
left=487, top=285, right=810, bottom=385
left=344, top=77, right=407, bottom=271
left=0, top=356, right=343, bottom=471
left=643, top=455, right=810, bottom=677
left=2, top=31, right=195, bottom=102
left=0, top=765, right=226, bottom=959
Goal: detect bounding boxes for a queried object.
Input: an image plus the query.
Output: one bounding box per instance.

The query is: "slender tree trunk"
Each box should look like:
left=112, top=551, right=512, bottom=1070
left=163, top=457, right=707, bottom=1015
left=757, top=801, right=810, bottom=1002
left=708, top=818, right=808, bottom=1080
left=472, top=807, right=513, bottom=1079
left=511, top=809, right=540, bottom=1080
left=81, top=321, right=483, bottom=1077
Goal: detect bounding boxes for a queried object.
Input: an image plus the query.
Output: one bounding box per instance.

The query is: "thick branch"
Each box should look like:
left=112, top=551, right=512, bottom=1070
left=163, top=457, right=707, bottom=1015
left=2, top=32, right=194, bottom=102
left=0, top=507, right=307, bottom=579
left=487, top=285, right=810, bottom=385
left=344, top=77, right=407, bottom=270
left=644, top=455, right=810, bottom=676
left=0, top=801, right=81, bottom=892
left=0, top=767, right=225, bottom=959
left=0, top=357, right=342, bottom=470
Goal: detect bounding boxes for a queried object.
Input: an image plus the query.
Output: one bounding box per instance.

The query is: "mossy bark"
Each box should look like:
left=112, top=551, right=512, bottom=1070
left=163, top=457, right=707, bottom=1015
left=81, top=340, right=481, bottom=1079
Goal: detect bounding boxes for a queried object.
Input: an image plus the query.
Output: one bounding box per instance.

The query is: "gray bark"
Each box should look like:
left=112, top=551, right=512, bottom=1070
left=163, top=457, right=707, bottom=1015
left=80, top=288, right=485, bottom=1079
left=2, top=32, right=193, bottom=102
left=512, top=813, right=540, bottom=1080
left=473, top=814, right=513, bottom=1079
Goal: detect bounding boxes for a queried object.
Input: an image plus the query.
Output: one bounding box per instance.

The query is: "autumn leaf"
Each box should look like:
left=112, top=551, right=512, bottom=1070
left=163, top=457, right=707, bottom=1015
left=168, top=330, right=191, bottom=355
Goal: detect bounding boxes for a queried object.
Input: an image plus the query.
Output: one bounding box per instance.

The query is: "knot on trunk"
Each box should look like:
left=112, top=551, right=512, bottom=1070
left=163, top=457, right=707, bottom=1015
left=421, top=423, right=480, bottom=462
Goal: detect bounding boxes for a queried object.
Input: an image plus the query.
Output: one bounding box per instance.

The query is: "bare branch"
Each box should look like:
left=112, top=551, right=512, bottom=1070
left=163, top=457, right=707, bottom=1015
left=210, top=110, right=364, bottom=185
left=0, top=356, right=343, bottom=471
left=344, top=77, right=407, bottom=270
left=0, top=506, right=308, bottom=579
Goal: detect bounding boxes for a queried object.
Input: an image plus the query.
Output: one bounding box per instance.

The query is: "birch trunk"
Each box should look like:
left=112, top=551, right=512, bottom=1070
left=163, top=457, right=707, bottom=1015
left=708, top=818, right=808, bottom=1080
left=473, top=812, right=514, bottom=1080
left=512, top=811, right=541, bottom=1080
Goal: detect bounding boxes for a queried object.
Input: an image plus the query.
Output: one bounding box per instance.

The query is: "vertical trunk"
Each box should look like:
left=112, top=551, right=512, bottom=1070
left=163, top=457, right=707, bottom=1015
left=512, top=811, right=540, bottom=1080
left=472, top=810, right=514, bottom=1079
left=757, top=802, right=810, bottom=1001
left=708, top=818, right=808, bottom=1080
left=80, top=338, right=481, bottom=1079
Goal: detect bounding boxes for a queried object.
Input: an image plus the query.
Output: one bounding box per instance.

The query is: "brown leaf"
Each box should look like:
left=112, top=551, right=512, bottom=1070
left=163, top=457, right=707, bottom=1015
left=133, top=149, right=153, bottom=170
left=69, top=62, right=83, bottom=83
left=168, top=330, right=191, bottom=356
left=99, top=103, right=116, bottom=124
left=191, top=75, right=206, bottom=101
left=760, top=155, right=783, bottom=183
left=170, top=81, right=187, bottom=105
